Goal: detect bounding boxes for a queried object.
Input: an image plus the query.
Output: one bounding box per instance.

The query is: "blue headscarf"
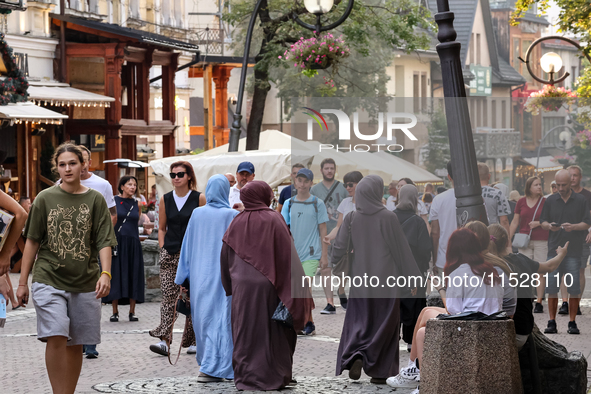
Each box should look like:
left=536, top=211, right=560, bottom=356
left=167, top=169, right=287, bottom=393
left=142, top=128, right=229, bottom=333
left=206, top=174, right=231, bottom=209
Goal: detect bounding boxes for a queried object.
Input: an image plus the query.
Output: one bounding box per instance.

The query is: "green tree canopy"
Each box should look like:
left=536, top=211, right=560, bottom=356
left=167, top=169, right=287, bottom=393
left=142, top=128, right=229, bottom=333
left=224, top=0, right=434, bottom=149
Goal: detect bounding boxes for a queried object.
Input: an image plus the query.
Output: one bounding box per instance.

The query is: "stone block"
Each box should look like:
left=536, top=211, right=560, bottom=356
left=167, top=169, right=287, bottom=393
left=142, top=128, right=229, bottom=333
left=421, top=319, right=523, bottom=394
left=146, top=274, right=161, bottom=290
left=426, top=291, right=445, bottom=308
left=519, top=324, right=587, bottom=394
left=142, top=239, right=160, bottom=254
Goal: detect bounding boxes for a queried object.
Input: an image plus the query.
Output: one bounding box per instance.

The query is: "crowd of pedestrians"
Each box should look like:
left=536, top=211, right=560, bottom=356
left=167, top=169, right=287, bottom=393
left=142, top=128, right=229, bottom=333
left=3, top=147, right=591, bottom=393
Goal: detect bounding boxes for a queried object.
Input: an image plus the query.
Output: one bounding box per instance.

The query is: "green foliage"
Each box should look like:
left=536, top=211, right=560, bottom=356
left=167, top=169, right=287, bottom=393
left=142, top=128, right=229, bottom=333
left=570, top=143, right=591, bottom=179
left=224, top=0, right=434, bottom=118
left=423, top=108, right=450, bottom=174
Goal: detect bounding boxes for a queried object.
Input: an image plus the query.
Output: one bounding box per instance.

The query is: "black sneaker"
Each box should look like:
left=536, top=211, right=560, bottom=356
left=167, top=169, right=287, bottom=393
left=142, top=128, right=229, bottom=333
left=558, top=301, right=569, bottom=315
left=568, top=321, right=580, bottom=334
left=544, top=319, right=557, bottom=334
left=110, top=313, right=119, bottom=322
left=303, top=321, right=316, bottom=336
left=129, top=313, right=139, bottom=322
left=339, top=294, right=348, bottom=311
left=577, top=306, right=582, bottom=315
left=533, top=302, right=543, bottom=313
left=320, top=304, right=336, bottom=314
left=85, top=345, right=99, bottom=359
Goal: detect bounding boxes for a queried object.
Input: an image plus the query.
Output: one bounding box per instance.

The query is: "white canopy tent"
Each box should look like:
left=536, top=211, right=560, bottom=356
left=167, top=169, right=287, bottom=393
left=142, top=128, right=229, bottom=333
left=195, top=129, right=393, bottom=182
left=372, top=151, right=443, bottom=184
left=150, top=149, right=313, bottom=197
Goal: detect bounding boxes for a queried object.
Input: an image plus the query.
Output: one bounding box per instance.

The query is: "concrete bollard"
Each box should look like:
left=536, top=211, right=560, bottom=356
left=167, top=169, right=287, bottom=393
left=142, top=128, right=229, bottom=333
left=421, top=319, right=523, bottom=394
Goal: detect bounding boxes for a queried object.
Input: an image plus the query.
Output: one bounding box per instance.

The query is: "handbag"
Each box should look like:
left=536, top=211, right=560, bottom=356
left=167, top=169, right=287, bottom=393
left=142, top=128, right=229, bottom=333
left=166, top=289, right=190, bottom=366
left=512, top=197, right=542, bottom=249
left=332, top=212, right=355, bottom=277
left=271, top=301, right=294, bottom=328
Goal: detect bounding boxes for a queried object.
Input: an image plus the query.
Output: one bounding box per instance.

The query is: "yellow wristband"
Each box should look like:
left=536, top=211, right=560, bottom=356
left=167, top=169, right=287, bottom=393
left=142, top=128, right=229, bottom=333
left=101, top=271, right=112, bottom=280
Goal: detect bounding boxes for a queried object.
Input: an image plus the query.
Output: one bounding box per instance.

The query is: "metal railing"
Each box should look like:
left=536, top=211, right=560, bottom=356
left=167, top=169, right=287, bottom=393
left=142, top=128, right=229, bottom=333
left=124, top=17, right=189, bottom=41
left=188, top=27, right=224, bottom=55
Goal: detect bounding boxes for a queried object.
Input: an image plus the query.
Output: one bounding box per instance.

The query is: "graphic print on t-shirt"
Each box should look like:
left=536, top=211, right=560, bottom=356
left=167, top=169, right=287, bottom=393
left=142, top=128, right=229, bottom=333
left=47, top=204, right=92, bottom=263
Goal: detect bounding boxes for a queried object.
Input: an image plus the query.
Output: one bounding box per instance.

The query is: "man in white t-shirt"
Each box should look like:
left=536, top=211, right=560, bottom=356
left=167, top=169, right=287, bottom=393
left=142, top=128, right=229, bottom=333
left=76, top=146, right=117, bottom=359
left=228, top=161, right=255, bottom=211
left=429, top=162, right=457, bottom=273
left=79, top=147, right=117, bottom=225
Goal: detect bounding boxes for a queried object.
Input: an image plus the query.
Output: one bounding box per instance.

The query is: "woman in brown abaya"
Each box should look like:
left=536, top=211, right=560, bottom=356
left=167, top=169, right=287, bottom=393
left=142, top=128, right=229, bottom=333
left=331, top=175, right=422, bottom=384
left=220, top=181, right=314, bottom=391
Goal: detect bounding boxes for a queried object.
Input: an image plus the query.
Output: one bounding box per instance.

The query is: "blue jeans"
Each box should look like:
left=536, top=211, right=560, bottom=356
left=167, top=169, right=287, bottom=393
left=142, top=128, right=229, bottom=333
left=545, top=254, right=581, bottom=296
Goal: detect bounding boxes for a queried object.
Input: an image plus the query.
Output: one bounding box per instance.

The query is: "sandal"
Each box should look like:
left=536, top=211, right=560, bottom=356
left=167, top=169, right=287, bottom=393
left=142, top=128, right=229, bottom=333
left=110, top=313, right=119, bottom=322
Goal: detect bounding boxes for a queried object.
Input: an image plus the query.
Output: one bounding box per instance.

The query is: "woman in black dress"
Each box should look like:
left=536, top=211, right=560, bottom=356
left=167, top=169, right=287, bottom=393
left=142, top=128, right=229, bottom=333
left=149, top=161, right=206, bottom=356
left=394, top=184, right=432, bottom=353
left=103, top=175, right=145, bottom=321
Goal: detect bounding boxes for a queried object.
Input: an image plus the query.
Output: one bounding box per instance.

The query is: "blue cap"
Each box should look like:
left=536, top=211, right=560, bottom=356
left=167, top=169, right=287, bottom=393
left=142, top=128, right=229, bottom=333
left=297, top=168, right=314, bottom=182
left=237, top=161, right=255, bottom=174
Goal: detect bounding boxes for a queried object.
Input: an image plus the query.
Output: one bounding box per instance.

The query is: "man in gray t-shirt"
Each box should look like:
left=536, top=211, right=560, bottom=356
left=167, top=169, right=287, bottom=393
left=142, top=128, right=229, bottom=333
left=311, top=158, right=349, bottom=314
left=478, top=163, right=511, bottom=233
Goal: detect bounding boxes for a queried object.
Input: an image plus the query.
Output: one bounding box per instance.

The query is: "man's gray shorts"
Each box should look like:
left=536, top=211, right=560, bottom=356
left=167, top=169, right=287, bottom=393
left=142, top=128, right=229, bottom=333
left=32, top=282, right=101, bottom=346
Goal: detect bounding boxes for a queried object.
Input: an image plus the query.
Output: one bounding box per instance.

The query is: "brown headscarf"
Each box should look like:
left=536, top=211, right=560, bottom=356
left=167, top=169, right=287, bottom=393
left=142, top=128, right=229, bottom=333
left=222, top=181, right=313, bottom=330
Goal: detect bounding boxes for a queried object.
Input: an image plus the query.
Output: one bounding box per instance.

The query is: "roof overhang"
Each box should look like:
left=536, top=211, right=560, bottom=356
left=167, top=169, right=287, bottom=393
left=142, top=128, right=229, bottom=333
left=51, top=14, right=199, bottom=53
left=28, top=82, right=115, bottom=107
left=0, top=102, right=68, bottom=125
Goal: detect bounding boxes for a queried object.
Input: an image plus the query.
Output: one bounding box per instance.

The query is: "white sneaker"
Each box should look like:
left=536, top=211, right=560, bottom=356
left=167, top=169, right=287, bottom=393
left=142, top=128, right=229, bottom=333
left=386, top=361, right=420, bottom=388
left=149, top=340, right=169, bottom=357
left=386, top=373, right=420, bottom=388
left=187, top=345, right=197, bottom=354
left=411, top=385, right=420, bottom=394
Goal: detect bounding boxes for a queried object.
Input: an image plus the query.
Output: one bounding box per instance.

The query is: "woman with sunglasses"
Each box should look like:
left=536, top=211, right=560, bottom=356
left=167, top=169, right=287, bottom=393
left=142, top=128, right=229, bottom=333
left=149, top=161, right=206, bottom=356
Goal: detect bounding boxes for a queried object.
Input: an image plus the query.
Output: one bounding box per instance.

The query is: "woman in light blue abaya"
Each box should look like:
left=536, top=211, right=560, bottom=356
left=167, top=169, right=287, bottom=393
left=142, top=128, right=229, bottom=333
left=175, top=174, right=238, bottom=383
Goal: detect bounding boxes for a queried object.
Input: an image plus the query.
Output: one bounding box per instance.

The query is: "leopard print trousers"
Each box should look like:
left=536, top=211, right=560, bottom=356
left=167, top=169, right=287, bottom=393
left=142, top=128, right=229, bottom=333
left=149, top=248, right=196, bottom=347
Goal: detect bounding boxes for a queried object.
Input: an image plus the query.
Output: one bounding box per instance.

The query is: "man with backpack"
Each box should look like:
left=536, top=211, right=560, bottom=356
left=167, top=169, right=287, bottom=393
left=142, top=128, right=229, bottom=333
left=311, top=158, right=349, bottom=314
left=281, top=168, right=329, bottom=336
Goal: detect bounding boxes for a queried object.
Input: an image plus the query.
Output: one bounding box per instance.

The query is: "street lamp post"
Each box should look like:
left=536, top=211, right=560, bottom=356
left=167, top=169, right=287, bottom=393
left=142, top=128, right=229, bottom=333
left=534, top=124, right=576, bottom=172
left=434, top=0, right=488, bottom=226
left=228, top=0, right=355, bottom=152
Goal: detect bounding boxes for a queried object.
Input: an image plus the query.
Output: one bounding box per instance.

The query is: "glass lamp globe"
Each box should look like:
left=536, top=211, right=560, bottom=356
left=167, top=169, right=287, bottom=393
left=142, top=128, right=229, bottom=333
left=559, top=131, right=570, bottom=144
left=304, top=0, right=334, bottom=14
left=540, top=52, right=563, bottom=74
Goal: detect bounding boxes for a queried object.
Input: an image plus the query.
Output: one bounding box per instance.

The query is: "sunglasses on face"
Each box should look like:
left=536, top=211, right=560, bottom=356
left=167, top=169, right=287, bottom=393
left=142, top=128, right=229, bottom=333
left=345, top=183, right=356, bottom=188
left=170, top=172, right=186, bottom=179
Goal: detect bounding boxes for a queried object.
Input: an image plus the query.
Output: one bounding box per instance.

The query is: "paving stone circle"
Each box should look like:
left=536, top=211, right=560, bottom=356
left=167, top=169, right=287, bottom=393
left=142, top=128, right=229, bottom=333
left=92, top=376, right=405, bottom=393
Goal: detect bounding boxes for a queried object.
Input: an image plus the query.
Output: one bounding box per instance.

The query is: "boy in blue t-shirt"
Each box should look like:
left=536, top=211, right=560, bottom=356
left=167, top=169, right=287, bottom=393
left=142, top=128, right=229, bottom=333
left=281, top=168, right=328, bottom=336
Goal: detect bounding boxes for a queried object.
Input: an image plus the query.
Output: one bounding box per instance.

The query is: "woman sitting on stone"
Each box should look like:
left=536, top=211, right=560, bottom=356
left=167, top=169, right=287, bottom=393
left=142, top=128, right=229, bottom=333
left=387, top=228, right=504, bottom=393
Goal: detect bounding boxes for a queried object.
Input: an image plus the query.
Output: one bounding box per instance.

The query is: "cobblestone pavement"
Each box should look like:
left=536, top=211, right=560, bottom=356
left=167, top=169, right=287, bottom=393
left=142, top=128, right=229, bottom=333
left=2, top=272, right=591, bottom=393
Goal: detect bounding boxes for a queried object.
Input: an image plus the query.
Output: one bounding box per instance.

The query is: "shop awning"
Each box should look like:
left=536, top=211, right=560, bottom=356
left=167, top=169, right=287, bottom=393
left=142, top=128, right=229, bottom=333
left=28, top=83, right=115, bottom=107
left=523, top=156, right=564, bottom=173
left=0, top=102, right=68, bottom=125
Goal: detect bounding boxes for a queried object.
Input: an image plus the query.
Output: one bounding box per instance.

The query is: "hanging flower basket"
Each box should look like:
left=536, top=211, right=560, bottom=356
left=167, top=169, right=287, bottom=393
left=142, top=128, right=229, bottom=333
left=551, top=155, right=575, bottom=166
left=524, top=85, right=577, bottom=115
left=280, top=33, right=350, bottom=77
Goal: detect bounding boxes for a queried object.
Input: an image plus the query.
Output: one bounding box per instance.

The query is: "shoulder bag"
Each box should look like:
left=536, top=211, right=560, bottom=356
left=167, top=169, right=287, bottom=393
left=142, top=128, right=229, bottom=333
left=112, top=199, right=136, bottom=257
left=512, top=197, right=542, bottom=249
